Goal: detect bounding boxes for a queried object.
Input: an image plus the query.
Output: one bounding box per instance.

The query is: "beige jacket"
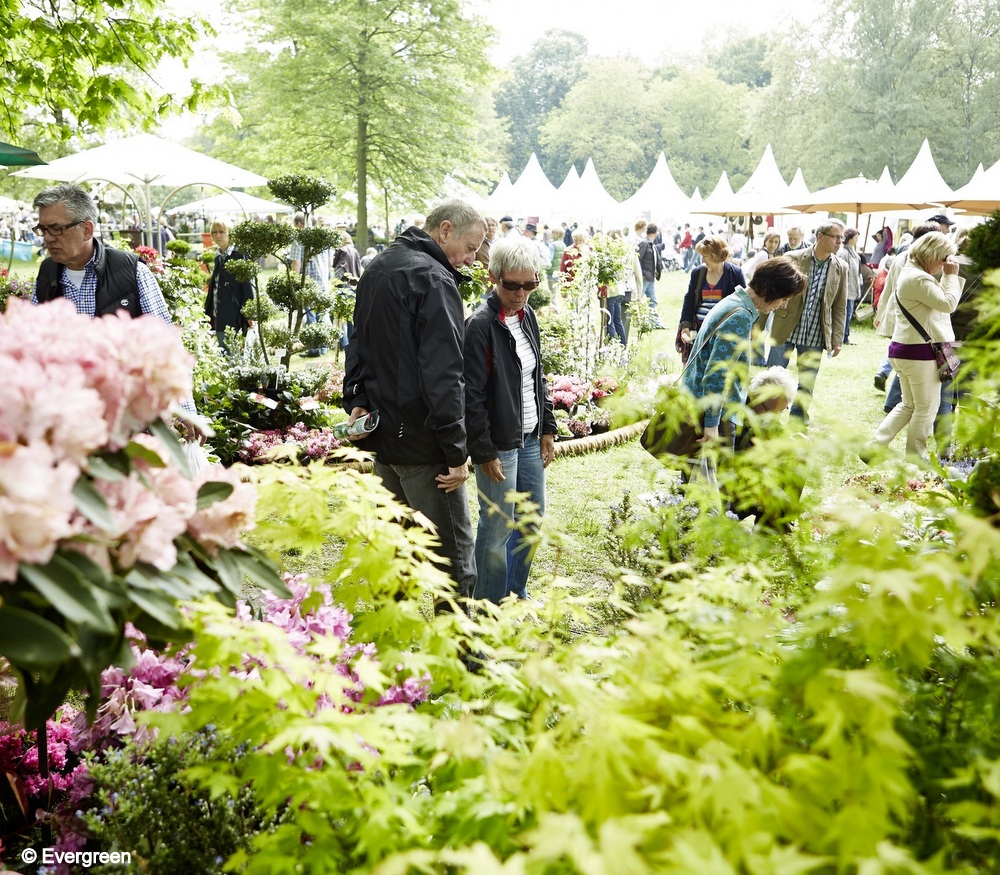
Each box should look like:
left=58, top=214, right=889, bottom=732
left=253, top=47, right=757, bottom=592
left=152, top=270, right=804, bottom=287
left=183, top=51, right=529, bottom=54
left=890, top=264, right=961, bottom=344
left=767, top=246, right=847, bottom=350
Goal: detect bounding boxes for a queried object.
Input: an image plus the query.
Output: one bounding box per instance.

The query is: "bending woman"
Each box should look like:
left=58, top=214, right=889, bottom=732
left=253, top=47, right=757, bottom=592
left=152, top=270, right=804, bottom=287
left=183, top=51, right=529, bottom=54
left=683, top=257, right=806, bottom=447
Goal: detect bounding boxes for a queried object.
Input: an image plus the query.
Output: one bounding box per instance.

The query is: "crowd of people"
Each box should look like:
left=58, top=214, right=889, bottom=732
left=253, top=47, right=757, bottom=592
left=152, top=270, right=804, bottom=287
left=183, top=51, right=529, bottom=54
left=20, top=181, right=984, bottom=618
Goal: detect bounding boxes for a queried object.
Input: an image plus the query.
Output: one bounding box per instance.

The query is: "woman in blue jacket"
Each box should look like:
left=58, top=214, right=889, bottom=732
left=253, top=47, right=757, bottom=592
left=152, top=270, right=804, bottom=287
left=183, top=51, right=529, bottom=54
left=464, top=238, right=558, bottom=604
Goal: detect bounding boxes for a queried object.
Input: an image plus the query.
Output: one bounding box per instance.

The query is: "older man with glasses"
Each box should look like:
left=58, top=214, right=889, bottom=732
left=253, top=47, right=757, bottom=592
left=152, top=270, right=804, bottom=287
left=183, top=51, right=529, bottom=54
left=764, top=219, right=848, bottom=423
left=30, top=183, right=171, bottom=321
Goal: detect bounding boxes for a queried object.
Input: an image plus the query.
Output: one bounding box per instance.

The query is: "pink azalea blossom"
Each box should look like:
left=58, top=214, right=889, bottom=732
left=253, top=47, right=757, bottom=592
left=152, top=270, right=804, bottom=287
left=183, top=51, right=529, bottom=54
left=186, top=465, right=257, bottom=553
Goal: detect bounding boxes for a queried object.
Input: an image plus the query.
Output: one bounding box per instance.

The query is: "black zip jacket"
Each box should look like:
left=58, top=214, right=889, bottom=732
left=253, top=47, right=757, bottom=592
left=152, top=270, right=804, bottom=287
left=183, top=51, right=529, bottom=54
left=463, top=293, right=557, bottom=466
left=343, top=227, right=469, bottom=467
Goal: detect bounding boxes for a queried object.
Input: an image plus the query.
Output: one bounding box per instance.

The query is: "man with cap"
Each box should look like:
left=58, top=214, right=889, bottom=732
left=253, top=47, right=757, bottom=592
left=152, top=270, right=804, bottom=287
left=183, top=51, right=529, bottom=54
left=926, top=214, right=956, bottom=233
left=499, top=216, right=521, bottom=238
left=522, top=223, right=552, bottom=280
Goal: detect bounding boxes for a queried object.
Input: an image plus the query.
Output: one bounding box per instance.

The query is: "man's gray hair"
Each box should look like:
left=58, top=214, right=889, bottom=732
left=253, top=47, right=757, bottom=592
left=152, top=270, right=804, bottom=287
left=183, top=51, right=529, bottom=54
left=489, top=237, right=541, bottom=279
left=425, top=199, right=486, bottom=237
left=33, top=184, right=99, bottom=224
left=817, top=218, right=845, bottom=237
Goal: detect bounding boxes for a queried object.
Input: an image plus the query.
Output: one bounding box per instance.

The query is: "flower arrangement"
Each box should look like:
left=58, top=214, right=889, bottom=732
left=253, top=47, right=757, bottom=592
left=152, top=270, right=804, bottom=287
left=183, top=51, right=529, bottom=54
left=240, top=421, right=344, bottom=464
left=134, top=245, right=164, bottom=274
left=0, top=298, right=285, bottom=727
left=582, top=232, right=633, bottom=288
left=0, top=575, right=429, bottom=869
left=0, top=267, right=33, bottom=312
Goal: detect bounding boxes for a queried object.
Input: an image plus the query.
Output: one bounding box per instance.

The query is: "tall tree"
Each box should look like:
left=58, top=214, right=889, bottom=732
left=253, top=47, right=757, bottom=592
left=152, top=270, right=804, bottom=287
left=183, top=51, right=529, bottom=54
left=494, top=30, right=589, bottom=187
left=708, top=35, right=773, bottom=89
left=0, top=0, right=212, bottom=151
left=213, top=0, right=495, bottom=250
left=540, top=57, right=662, bottom=201
left=936, top=0, right=1000, bottom=183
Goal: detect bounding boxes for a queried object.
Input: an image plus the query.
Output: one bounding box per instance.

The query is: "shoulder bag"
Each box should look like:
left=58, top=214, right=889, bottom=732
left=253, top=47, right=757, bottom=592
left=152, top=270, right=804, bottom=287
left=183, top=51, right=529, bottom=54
left=895, top=298, right=960, bottom=383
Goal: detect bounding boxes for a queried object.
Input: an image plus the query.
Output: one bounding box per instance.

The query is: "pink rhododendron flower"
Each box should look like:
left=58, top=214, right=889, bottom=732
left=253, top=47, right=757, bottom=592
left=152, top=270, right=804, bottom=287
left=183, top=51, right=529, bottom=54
left=0, top=443, right=81, bottom=581
left=186, top=465, right=257, bottom=553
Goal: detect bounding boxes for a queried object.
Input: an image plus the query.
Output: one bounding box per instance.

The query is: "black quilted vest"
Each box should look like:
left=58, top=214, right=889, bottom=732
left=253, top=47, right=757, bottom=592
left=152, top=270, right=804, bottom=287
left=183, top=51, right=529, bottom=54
left=35, top=238, right=142, bottom=317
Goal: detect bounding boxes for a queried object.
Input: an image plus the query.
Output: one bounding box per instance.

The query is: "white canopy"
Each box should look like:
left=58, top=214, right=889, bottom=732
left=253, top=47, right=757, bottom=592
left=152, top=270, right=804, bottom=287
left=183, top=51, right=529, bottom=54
left=943, top=157, right=1000, bottom=215
left=694, top=171, right=735, bottom=216
left=15, top=133, right=267, bottom=246
left=787, top=169, right=810, bottom=204
left=505, top=153, right=559, bottom=219
left=619, top=152, right=690, bottom=221
left=484, top=171, right=514, bottom=218
left=166, top=191, right=293, bottom=217
left=698, top=145, right=798, bottom=217
left=557, top=158, right=620, bottom=226
left=891, top=139, right=953, bottom=207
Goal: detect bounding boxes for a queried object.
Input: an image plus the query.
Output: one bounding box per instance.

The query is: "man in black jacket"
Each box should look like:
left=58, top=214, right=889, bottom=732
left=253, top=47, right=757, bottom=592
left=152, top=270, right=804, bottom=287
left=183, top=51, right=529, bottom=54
left=343, top=199, right=485, bottom=609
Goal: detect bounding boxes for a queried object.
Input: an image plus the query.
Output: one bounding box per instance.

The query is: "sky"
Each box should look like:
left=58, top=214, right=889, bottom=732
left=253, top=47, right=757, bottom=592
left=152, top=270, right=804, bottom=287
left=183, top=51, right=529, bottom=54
left=481, top=0, right=810, bottom=67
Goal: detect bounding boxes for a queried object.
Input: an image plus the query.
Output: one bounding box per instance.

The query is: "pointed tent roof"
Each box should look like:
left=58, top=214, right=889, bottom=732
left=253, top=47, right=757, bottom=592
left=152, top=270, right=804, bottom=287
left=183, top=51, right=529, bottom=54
left=688, top=187, right=703, bottom=210
left=619, top=152, right=690, bottom=219
left=943, top=157, right=1000, bottom=215
left=484, top=171, right=514, bottom=216
left=506, top=153, right=559, bottom=218
left=878, top=166, right=894, bottom=187
left=556, top=157, right=620, bottom=224
left=713, top=144, right=798, bottom=216
left=891, top=139, right=952, bottom=206
left=787, top=168, right=810, bottom=202
left=693, top=170, right=735, bottom=215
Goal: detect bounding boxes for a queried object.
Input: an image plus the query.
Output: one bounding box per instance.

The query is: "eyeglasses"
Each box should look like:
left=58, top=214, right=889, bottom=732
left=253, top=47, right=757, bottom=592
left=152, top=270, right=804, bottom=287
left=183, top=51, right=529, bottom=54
left=33, top=220, right=84, bottom=237
left=822, top=232, right=844, bottom=242
left=499, top=277, right=540, bottom=292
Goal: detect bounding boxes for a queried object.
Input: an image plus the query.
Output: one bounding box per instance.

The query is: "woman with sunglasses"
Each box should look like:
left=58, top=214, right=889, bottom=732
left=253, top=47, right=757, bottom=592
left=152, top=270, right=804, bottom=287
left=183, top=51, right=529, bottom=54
left=463, top=237, right=558, bottom=604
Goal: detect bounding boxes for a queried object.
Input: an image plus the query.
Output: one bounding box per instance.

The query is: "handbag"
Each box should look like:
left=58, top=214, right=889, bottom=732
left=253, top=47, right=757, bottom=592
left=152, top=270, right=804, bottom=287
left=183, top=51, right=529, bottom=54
left=895, top=298, right=960, bottom=383
left=640, top=399, right=702, bottom=459
left=853, top=280, right=875, bottom=322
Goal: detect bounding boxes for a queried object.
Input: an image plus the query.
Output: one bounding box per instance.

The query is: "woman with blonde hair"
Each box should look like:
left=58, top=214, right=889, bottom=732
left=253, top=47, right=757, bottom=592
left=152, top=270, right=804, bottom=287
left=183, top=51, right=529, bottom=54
left=676, top=234, right=746, bottom=363
left=866, top=231, right=960, bottom=459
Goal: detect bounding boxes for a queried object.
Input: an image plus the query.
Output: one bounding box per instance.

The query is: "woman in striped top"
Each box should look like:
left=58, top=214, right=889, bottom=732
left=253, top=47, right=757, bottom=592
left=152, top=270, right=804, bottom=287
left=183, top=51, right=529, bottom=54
left=676, top=234, right=746, bottom=364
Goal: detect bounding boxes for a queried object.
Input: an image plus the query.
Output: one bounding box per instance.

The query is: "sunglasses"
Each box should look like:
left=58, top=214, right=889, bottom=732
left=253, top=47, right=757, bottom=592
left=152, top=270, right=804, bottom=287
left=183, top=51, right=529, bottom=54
left=499, top=277, right=539, bottom=292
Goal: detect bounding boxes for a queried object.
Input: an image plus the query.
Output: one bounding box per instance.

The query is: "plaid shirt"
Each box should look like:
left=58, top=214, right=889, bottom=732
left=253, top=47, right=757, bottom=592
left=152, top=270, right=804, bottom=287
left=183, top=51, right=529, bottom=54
left=290, top=242, right=330, bottom=292
left=787, top=255, right=830, bottom=349
left=31, top=250, right=172, bottom=325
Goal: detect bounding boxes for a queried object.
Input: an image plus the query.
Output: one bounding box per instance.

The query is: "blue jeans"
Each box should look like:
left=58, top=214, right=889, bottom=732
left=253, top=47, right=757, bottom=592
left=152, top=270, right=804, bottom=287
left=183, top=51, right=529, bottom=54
left=374, top=461, right=477, bottom=610
left=473, top=436, right=545, bottom=604
left=876, top=356, right=893, bottom=379
left=767, top=342, right=824, bottom=420
left=642, top=279, right=659, bottom=309
left=605, top=295, right=626, bottom=344
left=844, top=300, right=857, bottom=342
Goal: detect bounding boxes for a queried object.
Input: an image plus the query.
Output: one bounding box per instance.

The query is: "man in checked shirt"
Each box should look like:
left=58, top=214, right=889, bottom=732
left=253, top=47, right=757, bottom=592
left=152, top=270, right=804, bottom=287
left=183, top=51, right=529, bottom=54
left=30, top=183, right=205, bottom=441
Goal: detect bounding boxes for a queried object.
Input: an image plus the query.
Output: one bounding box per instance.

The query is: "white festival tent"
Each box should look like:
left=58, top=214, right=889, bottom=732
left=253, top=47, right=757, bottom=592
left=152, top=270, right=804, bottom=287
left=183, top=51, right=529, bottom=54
left=697, top=144, right=799, bottom=219
left=618, top=152, right=690, bottom=222
left=166, top=191, right=294, bottom=218
left=504, top=153, right=559, bottom=219
left=943, top=157, right=1000, bottom=215
left=890, top=139, right=953, bottom=211
left=787, top=169, right=810, bottom=204
left=557, top=158, right=620, bottom=226
left=484, top=171, right=514, bottom=217
left=693, top=170, right=735, bottom=218
left=555, top=165, right=582, bottom=220
left=15, top=133, right=267, bottom=247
